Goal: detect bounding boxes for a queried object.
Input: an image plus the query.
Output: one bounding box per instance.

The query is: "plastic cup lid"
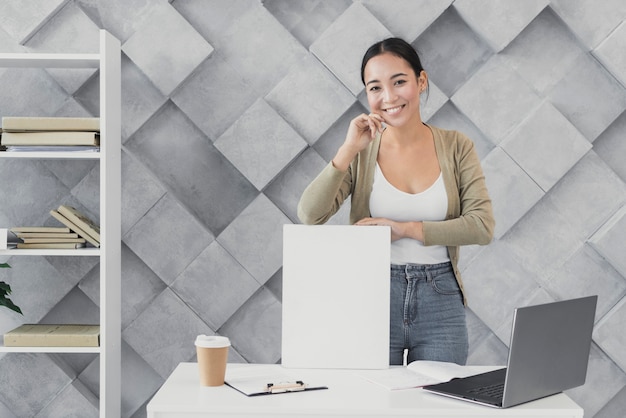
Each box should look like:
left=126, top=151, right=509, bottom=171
left=195, top=335, right=231, bottom=348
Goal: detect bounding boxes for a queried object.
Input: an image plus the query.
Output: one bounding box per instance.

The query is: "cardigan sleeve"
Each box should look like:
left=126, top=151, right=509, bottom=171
left=422, top=133, right=495, bottom=246
left=297, top=161, right=353, bottom=225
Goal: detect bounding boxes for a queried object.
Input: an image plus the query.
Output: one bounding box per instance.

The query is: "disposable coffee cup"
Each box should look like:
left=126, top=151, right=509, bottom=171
left=195, top=335, right=230, bottom=386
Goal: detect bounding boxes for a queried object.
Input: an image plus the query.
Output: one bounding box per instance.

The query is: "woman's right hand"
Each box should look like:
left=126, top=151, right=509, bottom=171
left=332, top=113, right=385, bottom=171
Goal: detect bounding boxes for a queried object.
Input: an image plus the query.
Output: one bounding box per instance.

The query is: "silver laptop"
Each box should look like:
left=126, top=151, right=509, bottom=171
left=423, top=295, right=597, bottom=408
left=282, top=224, right=390, bottom=369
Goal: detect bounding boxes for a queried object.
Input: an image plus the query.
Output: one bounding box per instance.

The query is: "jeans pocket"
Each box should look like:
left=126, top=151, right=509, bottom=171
left=430, top=273, right=461, bottom=296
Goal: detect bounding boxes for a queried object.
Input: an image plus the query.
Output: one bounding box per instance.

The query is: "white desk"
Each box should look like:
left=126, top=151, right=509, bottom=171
left=147, top=363, right=583, bottom=418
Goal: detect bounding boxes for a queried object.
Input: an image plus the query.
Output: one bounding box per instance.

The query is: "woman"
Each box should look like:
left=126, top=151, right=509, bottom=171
left=297, top=38, right=495, bottom=365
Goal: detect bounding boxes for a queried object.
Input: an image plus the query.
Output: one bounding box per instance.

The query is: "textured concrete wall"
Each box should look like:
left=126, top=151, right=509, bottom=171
left=0, top=1, right=625, bottom=417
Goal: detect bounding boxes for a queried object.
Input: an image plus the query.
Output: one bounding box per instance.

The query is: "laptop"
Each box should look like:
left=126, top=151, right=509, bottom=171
left=281, top=224, right=390, bottom=369
left=423, top=295, right=597, bottom=408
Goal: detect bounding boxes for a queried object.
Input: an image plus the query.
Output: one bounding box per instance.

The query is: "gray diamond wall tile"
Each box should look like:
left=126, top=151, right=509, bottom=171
left=40, top=379, right=99, bottom=418
left=264, top=147, right=328, bottom=223
left=220, top=287, right=282, bottom=364
left=266, top=54, right=356, bottom=144
left=120, top=55, right=167, bottom=140
left=545, top=245, right=626, bottom=321
left=264, top=0, right=351, bottom=48
left=125, top=101, right=258, bottom=234
left=452, top=55, right=541, bottom=143
left=502, top=8, right=585, bottom=93
left=211, top=5, right=308, bottom=97
left=576, top=346, right=626, bottom=417
left=0, top=0, right=67, bottom=44
left=505, top=198, right=587, bottom=283
left=117, top=244, right=166, bottom=329
left=124, top=193, right=213, bottom=285
left=589, top=207, right=626, bottom=278
left=362, top=0, right=452, bottom=43
left=118, top=342, right=164, bottom=418
left=172, top=241, right=260, bottom=330
left=593, top=20, right=626, bottom=87
left=120, top=151, right=166, bottom=235
left=549, top=53, right=626, bottom=142
left=481, top=147, right=544, bottom=239
left=454, top=0, right=548, bottom=52
left=551, top=0, right=626, bottom=49
left=594, top=111, right=626, bottom=183
left=172, top=53, right=257, bottom=141
left=215, top=99, right=308, bottom=190
left=500, top=101, right=591, bottom=191
left=1, top=2, right=626, bottom=417
left=594, top=298, right=626, bottom=379
left=217, top=194, right=292, bottom=285
left=2, top=257, right=74, bottom=324
left=462, top=242, right=540, bottom=338
left=122, top=3, right=214, bottom=96
left=0, top=159, right=69, bottom=226
left=122, top=288, right=214, bottom=379
left=0, top=353, right=72, bottom=417
left=544, top=152, right=626, bottom=239
left=417, top=6, right=493, bottom=96
left=24, top=2, right=99, bottom=94
left=311, top=3, right=392, bottom=96
left=0, top=68, right=69, bottom=116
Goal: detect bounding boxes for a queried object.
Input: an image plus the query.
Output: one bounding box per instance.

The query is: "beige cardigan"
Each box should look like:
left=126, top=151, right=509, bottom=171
left=297, top=125, right=495, bottom=304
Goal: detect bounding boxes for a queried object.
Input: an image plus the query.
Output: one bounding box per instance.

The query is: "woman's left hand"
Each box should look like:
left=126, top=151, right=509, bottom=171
left=355, top=217, right=422, bottom=242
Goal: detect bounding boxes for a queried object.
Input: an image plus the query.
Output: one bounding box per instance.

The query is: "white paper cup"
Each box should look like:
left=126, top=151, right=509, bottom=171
left=195, top=335, right=230, bottom=386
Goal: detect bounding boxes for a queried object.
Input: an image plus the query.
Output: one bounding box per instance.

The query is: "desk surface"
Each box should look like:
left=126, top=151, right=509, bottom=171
left=147, top=363, right=583, bottom=418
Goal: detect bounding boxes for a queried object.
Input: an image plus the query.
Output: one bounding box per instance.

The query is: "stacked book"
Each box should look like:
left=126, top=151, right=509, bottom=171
left=0, top=116, right=100, bottom=152
left=10, top=226, right=86, bottom=249
left=50, top=204, right=100, bottom=248
left=4, top=324, right=100, bottom=347
left=10, top=205, right=100, bottom=249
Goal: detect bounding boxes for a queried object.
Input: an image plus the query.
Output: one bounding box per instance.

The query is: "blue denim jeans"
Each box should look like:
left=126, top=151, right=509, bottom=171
left=389, top=262, right=468, bottom=365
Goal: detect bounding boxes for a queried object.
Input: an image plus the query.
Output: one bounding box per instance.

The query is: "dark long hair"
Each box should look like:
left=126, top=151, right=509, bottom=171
left=360, top=38, right=426, bottom=86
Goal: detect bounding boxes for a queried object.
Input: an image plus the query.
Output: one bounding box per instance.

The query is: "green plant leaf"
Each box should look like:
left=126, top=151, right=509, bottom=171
left=0, top=281, right=22, bottom=315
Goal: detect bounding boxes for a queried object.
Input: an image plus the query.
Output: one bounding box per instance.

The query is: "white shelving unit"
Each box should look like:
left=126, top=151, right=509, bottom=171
left=0, top=30, right=121, bottom=418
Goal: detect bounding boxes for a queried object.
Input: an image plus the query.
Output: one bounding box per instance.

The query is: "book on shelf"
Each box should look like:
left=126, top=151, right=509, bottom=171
left=19, top=237, right=86, bottom=244
left=0, top=131, right=99, bottom=146
left=12, top=232, right=79, bottom=239
left=3, top=145, right=100, bottom=153
left=4, top=324, right=100, bottom=347
left=1, top=116, right=99, bottom=132
left=57, top=205, right=100, bottom=242
left=10, top=226, right=71, bottom=234
left=16, top=242, right=86, bottom=249
left=50, top=208, right=100, bottom=248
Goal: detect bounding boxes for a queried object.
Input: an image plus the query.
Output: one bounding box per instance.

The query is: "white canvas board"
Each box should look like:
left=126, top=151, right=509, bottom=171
left=282, top=224, right=390, bottom=369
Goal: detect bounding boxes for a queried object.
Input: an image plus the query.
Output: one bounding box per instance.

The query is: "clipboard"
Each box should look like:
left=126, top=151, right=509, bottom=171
left=224, top=366, right=328, bottom=396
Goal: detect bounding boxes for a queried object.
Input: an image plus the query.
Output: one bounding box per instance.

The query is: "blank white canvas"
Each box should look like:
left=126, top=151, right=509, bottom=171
left=282, top=224, right=390, bottom=369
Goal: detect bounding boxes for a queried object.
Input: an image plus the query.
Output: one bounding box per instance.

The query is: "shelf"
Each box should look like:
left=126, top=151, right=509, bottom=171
left=0, top=343, right=101, bottom=354
left=0, top=53, right=99, bottom=68
left=0, top=30, right=121, bottom=417
left=0, top=151, right=101, bottom=160
left=0, top=248, right=100, bottom=257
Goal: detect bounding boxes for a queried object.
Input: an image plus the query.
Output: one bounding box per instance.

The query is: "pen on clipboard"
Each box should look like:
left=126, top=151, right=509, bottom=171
left=265, top=380, right=307, bottom=394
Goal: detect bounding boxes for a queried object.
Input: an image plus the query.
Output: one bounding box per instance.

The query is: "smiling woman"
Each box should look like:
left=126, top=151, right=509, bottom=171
left=297, top=37, right=495, bottom=367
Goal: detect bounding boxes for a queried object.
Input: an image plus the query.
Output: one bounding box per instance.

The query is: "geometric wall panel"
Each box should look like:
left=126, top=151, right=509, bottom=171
left=1, top=1, right=625, bottom=417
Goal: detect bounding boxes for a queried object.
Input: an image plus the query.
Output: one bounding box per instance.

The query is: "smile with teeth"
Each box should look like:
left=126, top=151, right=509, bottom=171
left=384, top=105, right=404, bottom=115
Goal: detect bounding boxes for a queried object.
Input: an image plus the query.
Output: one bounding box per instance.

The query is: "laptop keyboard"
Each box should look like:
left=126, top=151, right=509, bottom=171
left=468, top=382, right=504, bottom=399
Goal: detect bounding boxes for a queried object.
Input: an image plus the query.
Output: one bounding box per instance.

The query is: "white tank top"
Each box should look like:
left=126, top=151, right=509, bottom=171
left=370, top=163, right=450, bottom=265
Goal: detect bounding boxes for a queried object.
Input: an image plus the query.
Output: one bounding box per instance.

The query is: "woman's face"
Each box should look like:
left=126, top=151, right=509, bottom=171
left=363, top=52, right=426, bottom=127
